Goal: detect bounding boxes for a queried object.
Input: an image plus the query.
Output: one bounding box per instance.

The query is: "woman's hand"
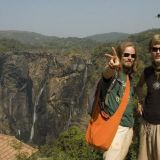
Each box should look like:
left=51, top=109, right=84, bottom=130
left=137, top=102, right=143, bottom=116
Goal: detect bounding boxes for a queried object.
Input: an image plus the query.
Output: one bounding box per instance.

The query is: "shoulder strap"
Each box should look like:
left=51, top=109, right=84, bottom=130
left=100, top=75, right=130, bottom=119
left=100, top=72, right=118, bottom=114
left=112, top=75, right=130, bottom=117
left=88, top=73, right=117, bottom=116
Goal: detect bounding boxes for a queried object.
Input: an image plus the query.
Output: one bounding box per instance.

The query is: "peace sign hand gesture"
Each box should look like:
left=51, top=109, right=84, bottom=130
left=105, top=47, right=120, bottom=69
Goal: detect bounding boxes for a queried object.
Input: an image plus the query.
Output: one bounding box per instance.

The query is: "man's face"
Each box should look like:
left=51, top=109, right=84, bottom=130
left=121, top=46, right=136, bottom=69
left=151, top=44, right=160, bottom=63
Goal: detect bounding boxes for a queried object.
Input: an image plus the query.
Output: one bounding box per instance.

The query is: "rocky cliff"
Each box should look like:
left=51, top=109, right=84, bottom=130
left=0, top=52, right=91, bottom=145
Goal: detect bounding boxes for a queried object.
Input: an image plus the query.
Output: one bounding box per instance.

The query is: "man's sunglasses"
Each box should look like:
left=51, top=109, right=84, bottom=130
left=123, top=53, right=136, bottom=58
left=152, top=47, right=160, bottom=52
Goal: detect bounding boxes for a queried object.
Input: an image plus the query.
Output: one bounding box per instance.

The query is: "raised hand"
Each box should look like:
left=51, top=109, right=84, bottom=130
left=105, top=47, right=120, bottom=69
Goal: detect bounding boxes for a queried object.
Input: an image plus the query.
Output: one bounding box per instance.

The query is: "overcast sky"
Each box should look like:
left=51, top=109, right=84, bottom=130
left=0, top=0, right=160, bottom=38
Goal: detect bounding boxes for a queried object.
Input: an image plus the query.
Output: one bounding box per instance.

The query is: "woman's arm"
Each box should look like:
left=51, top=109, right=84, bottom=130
left=136, top=72, right=145, bottom=115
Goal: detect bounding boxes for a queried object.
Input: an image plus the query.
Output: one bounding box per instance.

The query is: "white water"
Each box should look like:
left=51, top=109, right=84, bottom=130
left=29, top=81, right=46, bottom=142
left=66, top=100, right=75, bottom=127
left=53, top=56, right=57, bottom=68
left=9, top=93, right=14, bottom=116
left=77, top=66, right=88, bottom=104
left=65, top=66, right=88, bottom=128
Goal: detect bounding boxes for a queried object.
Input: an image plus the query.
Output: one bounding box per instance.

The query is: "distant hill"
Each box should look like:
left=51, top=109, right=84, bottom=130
left=0, top=30, right=98, bottom=52
left=0, top=30, right=59, bottom=44
left=0, top=30, right=130, bottom=44
left=0, top=29, right=160, bottom=51
left=85, top=32, right=130, bottom=42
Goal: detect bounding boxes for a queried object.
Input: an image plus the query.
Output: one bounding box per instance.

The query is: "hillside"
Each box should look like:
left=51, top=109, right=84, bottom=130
left=0, top=31, right=130, bottom=43
left=0, top=30, right=98, bottom=52
left=85, top=32, right=130, bottom=42
left=0, top=30, right=58, bottom=44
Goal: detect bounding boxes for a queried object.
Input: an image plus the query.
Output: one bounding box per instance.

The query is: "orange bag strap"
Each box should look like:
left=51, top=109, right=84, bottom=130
left=110, top=75, right=130, bottom=119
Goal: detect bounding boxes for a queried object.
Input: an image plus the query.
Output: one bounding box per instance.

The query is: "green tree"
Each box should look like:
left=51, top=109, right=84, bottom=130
left=39, top=125, right=102, bottom=160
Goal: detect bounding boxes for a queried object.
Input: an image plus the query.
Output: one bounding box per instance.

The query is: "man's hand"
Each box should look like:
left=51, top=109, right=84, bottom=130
left=137, top=102, right=143, bottom=116
left=104, top=47, right=120, bottom=69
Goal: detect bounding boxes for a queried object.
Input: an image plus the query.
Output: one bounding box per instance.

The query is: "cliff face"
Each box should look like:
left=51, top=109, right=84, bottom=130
left=0, top=52, right=90, bottom=145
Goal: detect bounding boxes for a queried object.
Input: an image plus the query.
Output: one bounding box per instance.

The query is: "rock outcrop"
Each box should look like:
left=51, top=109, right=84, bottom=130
left=0, top=52, right=91, bottom=145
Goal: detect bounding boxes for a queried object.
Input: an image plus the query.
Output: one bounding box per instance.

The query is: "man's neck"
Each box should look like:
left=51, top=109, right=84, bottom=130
left=152, top=61, right=160, bottom=71
left=122, top=67, right=132, bottom=75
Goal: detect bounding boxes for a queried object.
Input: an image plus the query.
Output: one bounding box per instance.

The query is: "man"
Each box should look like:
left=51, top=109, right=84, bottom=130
left=136, top=34, right=160, bottom=160
left=102, top=41, right=137, bottom=160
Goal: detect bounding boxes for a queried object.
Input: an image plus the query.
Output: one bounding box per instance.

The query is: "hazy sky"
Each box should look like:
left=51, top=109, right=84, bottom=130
left=0, top=0, right=160, bottom=37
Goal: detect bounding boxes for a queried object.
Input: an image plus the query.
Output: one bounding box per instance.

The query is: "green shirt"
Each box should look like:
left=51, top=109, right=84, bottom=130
left=105, top=72, right=135, bottom=127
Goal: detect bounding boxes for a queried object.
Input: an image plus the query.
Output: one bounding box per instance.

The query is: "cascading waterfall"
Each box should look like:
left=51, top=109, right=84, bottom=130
left=9, top=93, right=15, bottom=116
left=77, top=65, right=88, bottom=104
left=66, top=100, right=75, bottom=128
left=82, top=66, right=88, bottom=90
left=53, top=56, right=57, bottom=68
left=29, top=81, right=46, bottom=142
left=29, top=57, right=51, bottom=142
left=64, top=65, right=88, bottom=128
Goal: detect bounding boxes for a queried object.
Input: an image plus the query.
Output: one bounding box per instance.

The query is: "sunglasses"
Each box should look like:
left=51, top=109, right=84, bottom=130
left=123, top=53, right=136, bottom=58
left=152, top=47, right=160, bottom=52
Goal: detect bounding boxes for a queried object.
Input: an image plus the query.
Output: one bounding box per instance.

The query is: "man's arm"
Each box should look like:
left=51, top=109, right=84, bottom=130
left=102, top=66, right=115, bottom=79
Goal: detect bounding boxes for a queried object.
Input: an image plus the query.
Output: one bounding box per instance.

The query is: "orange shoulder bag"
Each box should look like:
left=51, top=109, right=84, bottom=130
left=85, top=76, right=130, bottom=150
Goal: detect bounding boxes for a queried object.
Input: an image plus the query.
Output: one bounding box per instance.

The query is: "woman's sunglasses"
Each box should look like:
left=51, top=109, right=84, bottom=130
left=123, top=53, right=136, bottom=58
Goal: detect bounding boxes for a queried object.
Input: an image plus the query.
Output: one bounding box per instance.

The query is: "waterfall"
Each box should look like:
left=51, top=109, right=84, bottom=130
left=29, top=81, right=46, bottom=142
left=29, top=57, right=51, bottom=142
left=17, top=129, right=21, bottom=139
left=66, top=100, right=75, bottom=128
left=9, top=93, right=15, bottom=116
left=65, top=65, right=88, bottom=128
left=82, top=66, right=88, bottom=88
left=53, top=56, right=57, bottom=68
left=77, top=66, right=88, bottom=104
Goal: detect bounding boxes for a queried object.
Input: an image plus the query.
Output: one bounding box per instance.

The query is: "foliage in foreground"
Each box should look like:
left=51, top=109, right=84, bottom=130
left=39, top=125, right=102, bottom=160
left=37, top=124, right=140, bottom=160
